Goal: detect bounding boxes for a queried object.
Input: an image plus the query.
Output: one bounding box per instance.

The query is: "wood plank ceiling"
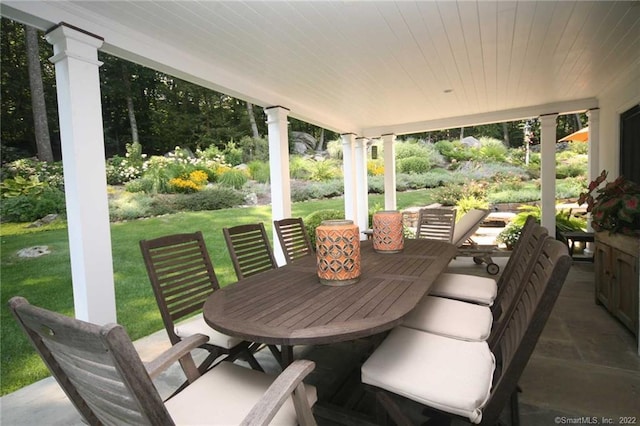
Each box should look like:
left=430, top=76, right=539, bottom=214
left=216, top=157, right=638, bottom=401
left=2, top=1, right=639, bottom=136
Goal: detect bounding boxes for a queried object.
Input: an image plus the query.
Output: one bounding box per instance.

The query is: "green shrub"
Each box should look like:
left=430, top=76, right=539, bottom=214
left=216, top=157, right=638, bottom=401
left=556, top=176, right=587, bottom=199
left=239, top=136, right=269, bottom=162
left=109, top=191, right=155, bottom=221
left=432, top=184, right=464, bottom=206
left=326, top=139, right=343, bottom=159
left=456, top=195, right=489, bottom=216
left=367, top=176, right=384, bottom=193
left=223, top=142, right=243, bottom=166
left=395, top=140, right=430, bottom=159
left=290, top=156, right=312, bottom=180
left=291, top=179, right=344, bottom=202
left=488, top=187, right=541, bottom=204
left=396, top=156, right=431, bottom=174
left=435, top=140, right=473, bottom=162
left=567, top=141, right=588, bottom=155
left=1, top=158, right=64, bottom=190
left=304, top=209, right=344, bottom=247
left=247, top=160, right=270, bottom=183
left=218, top=168, right=249, bottom=189
left=556, top=154, right=587, bottom=179
left=0, top=175, right=47, bottom=198
left=172, top=186, right=245, bottom=211
left=309, top=159, right=340, bottom=181
left=511, top=204, right=586, bottom=232
left=0, top=187, right=66, bottom=222
left=476, top=138, right=508, bottom=162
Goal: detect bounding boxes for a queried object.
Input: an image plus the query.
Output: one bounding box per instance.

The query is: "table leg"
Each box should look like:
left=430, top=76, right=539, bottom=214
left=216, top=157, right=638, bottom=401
left=281, top=345, right=294, bottom=368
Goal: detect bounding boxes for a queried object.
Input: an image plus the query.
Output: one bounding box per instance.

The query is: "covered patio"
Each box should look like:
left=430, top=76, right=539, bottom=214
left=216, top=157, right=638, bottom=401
left=1, top=2, right=639, bottom=423
left=1, top=1, right=638, bottom=325
left=2, top=258, right=639, bottom=424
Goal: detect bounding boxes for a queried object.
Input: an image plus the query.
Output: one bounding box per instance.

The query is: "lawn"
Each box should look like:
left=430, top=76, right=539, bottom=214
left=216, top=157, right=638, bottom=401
left=0, top=190, right=433, bottom=395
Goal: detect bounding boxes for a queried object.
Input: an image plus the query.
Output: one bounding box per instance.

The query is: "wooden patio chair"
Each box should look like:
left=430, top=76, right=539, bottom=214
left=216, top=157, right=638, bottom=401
left=223, top=223, right=278, bottom=280
left=8, top=296, right=318, bottom=426
left=361, top=237, right=571, bottom=425
left=274, top=217, right=314, bottom=264
left=415, top=207, right=457, bottom=242
left=402, top=217, right=548, bottom=343
left=140, top=231, right=263, bottom=377
left=428, top=215, right=542, bottom=306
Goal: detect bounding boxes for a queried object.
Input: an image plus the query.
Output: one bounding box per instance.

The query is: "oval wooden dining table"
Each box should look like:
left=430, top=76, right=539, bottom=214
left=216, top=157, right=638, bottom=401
left=203, top=238, right=457, bottom=367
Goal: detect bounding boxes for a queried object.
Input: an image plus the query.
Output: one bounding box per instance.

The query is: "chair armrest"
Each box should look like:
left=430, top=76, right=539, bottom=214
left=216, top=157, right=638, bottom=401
left=240, top=359, right=317, bottom=426
left=144, top=334, right=209, bottom=380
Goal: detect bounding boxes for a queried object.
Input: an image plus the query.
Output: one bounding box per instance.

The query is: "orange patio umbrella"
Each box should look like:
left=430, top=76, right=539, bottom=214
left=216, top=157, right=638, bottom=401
left=558, top=126, right=589, bottom=142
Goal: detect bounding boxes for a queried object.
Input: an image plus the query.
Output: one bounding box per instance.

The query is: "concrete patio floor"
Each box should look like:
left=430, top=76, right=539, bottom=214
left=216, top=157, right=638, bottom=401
left=1, top=254, right=639, bottom=425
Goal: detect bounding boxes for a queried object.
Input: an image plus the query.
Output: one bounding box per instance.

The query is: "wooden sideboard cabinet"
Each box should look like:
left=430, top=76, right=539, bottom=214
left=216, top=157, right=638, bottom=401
left=594, top=232, right=639, bottom=351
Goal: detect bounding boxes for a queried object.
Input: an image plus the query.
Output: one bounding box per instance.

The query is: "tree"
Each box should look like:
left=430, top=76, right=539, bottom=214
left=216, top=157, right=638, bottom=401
left=246, top=102, right=260, bottom=138
left=25, top=25, right=53, bottom=162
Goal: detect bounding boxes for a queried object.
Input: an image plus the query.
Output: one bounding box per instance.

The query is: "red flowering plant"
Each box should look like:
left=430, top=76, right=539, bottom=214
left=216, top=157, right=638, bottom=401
left=578, top=170, right=640, bottom=235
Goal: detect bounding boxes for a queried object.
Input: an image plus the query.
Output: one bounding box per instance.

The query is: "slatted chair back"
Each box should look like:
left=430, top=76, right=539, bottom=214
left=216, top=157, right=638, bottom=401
left=223, top=223, right=277, bottom=280
left=481, top=238, right=571, bottom=424
left=140, top=231, right=218, bottom=346
left=9, top=296, right=175, bottom=425
left=274, top=217, right=314, bottom=264
left=415, top=207, right=457, bottom=242
left=491, top=217, right=549, bottom=325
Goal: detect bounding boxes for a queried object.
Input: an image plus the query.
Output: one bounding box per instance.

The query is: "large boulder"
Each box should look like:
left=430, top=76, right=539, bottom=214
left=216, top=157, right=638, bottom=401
left=461, top=136, right=481, bottom=148
left=291, top=131, right=317, bottom=154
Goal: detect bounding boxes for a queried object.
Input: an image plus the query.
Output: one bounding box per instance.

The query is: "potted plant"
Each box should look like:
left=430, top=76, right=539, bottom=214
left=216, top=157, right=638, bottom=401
left=496, top=222, right=522, bottom=250
left=578, top=170, right=640, bottom=236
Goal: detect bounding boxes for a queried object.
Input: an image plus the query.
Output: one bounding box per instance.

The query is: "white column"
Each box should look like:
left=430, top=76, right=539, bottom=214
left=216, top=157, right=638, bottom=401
left=265, top=106, right=291, bottom=266
left=586, top=108, right=601, bottom=235
left=382, top=134, right=397, bottom=210
left=45, top=24, right=116, bottom=324
left=587, top=109, right=601, bottom=184
left=341, top=133, right=357, bottom=223
left=355, top=137, right=369, bottom=238
left=539, top=113, right=558, bottom=238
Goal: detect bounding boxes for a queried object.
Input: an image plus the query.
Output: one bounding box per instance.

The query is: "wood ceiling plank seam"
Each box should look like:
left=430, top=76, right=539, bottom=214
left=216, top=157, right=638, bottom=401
left=495, top=1, right=518, bottom=110
left=554, top=1, right=599, bottom=97
left=255, top=2, right=350, bottom=92
left=477, top=1, right=499, bottom=110
left=391, top=2, right=445, bottom=101
left=571, top=6, right=640, bottom=97
left=288, top=3, right=366, bottom=85
left=425, top=2, right=466, bottom=110
left=521, top=1, right=566, bottom=102
left=411, top=2, right=457, bottom=96
left=174, top=3, right=264, bottom=64
left=457, top=0, right=487, bottom=112
left=516, top=1, right=555, bottom=105
left=507, top=1, right=537, bottom=106
left=431, top=1, right=473, bottom=107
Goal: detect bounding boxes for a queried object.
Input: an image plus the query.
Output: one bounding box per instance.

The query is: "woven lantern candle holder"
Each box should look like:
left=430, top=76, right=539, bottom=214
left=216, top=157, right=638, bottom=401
left=315, top=220, right=361, bottom=286
left=372, top=210, right=404, bottom=253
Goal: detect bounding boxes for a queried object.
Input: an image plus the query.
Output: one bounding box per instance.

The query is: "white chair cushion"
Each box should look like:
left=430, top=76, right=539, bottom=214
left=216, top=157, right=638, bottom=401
left=166, top=361, right=317, bottom=425
left=430, top=273, right=497, bottom=306
left=402, top=295, right=493, bottom=341
left=361, top=327, right=495, bottom=424
left=174, top=313, right=245, bottom=349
